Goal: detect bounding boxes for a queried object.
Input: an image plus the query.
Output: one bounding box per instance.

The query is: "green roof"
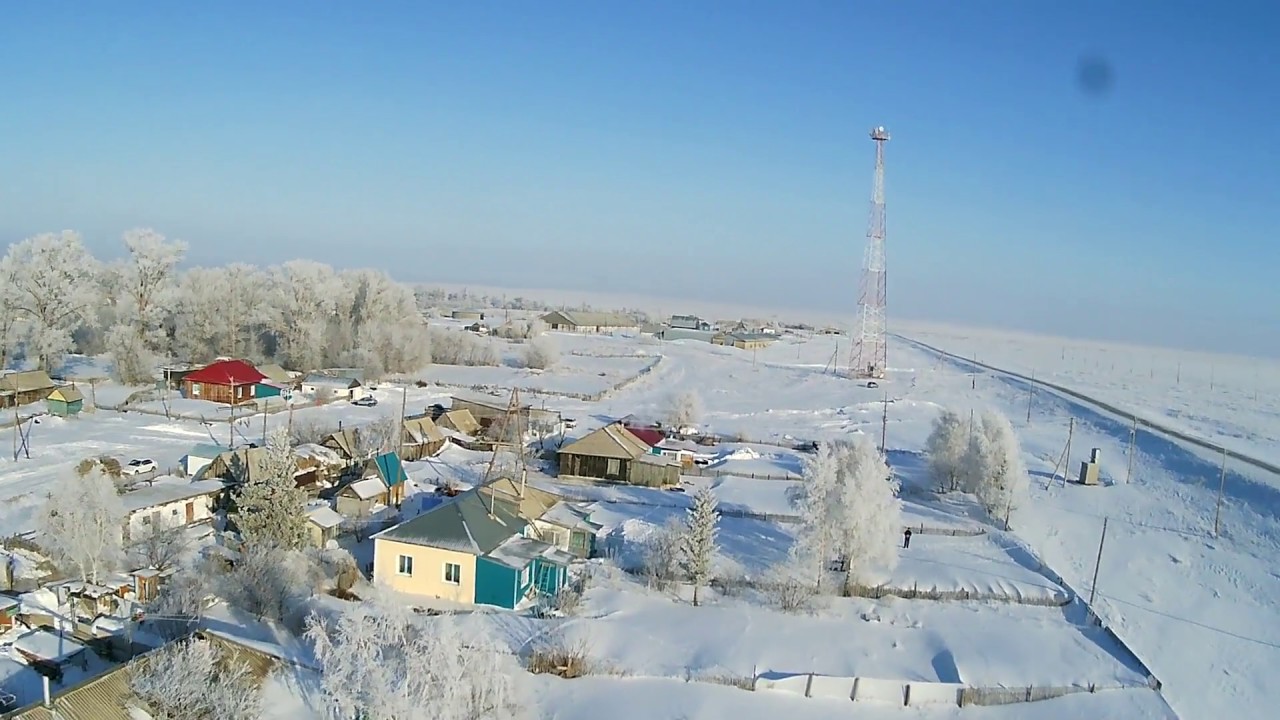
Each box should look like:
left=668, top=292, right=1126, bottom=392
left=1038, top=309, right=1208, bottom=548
left=374, top=489, right=526, bottom=555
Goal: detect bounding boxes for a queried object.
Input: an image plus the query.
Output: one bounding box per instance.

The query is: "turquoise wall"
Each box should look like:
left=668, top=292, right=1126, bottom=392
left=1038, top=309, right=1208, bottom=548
left=532, top=558, right=567, bottom=596
left=474, top=557, right=520, bottom=609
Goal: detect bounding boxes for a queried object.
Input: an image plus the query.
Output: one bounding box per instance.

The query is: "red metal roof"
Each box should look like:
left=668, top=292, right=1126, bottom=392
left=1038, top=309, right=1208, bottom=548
left=183, top=359, right=267, bottom=386
left=623, top=426, right=665, bottom=448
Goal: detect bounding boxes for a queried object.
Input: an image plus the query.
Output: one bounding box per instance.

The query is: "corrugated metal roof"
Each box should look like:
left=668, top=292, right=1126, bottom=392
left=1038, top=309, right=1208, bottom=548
left=374, top=489, right=524, bottom=554
left=403, top=416, right=445, bottom=444
left=47, top=385, right=83, bottom=403
left=540, top=311, right=637, bottom=329
left=439, top=409, right=481, bottom=436
left=254, top=364, right=294, bottom=384
left=477, top=479, right=560, bottom=520
left=0, top=371, right=55, bottom=394
left=3, top=664, right=145, bottom=720
left=182, top=360, right=266, bottom=386
left=342, top=477, right=386, bottom=500
left=558, top=423, right=650, bottom=460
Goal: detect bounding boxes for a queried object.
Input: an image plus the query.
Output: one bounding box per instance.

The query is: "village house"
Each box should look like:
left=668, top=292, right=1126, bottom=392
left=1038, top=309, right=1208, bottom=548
left=320, top=428, right=362, bottom=462
left=450, top=309, right=485, bottom=321
left=180, top=360, right=267, bottom=405
left=306, top=504, right=345, bottom=548
left=119, top=477, right=225, bottom=541
left=401, top=415, right=447, bottom=461
left=539, top=310, right=638, bottom=334
left=293, top=443, right=346, bottom=492
left=432, top=407, right=483, bottom=447
left=45, top=385, right=84, bottom=417
left=476, top=478, right=601, bottom=559
left=711, top=331, right=777, bottom=351
left=557, top=423, right=681, bottom=487
left=449, top=394, right=560, bottom=436
left=11, top=629, right=90, bottom=673
left=669, top=314, right=712, bottom=331
left=656, top=327, right=717, bottom=343
left=301, top=372, right=365, bottom=402
left=255, top=363, right=297, bottom=388
left=0, top=370, right=56, bottom=409
left=335, top=451, right=408, bottom=516
left=371, top=488, right=573, bottom=609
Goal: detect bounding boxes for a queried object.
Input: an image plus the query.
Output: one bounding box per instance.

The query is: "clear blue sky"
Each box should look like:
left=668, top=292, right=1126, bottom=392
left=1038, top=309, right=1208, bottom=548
left=2, top=1, right=1277, bottom=355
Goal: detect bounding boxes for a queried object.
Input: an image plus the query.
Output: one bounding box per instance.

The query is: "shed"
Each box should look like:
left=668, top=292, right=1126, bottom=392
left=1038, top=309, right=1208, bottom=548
left=401, top=416, right=446, bottom=460
left=367, top=451, right=408, bottom=505
left=301, top=373, right=364, bottom=402
left=336, top=476, right=389, bottom=517
left=12, top=629, right=89, bottom=670
left=437, top=408, right=482, bottom=438
left=0, top=370, right=56, bottom=409
left=306, top=505, right=345, bottom=548
left=180, top=443, right=226, bottom=478
left=45, top=385, right=84, bottom=417
left=0, top=595, right=20, bottom=629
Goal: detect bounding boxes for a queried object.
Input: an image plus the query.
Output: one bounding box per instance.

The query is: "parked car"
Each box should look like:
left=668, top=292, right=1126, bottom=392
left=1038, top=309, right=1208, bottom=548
left=866, top=380, right=879, bottom=389
left=351, top=396, right=378, bottom=407
left=122, top=458, right=157, bottom=476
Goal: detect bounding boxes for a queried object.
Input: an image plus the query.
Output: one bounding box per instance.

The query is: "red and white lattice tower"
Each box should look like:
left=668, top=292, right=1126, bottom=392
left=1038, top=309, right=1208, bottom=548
left=851, top=126, right=889, bottom=379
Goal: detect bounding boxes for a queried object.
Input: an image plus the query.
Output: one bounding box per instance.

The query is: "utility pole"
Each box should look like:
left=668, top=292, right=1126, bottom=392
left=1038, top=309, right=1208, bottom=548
left=399, top=387, right=408, bottom=456
left=1210, top=364, right=1215, bottom=391
left=11, top=406, right=18, bottom=461
left=261, top=399, right=269, bottom=445
left=229, top=381, right=237, bottom=447
left=1025, top=372, right=1034, bottom=424
left=1088, top=517, right=1108, bottom=608
left=287, top=400, right=295, bottom=443
left=1213, top=448, right=1228, bottom=538
left=1064, top=417, right=1074, bottom=487
left=879, top=390, right=889, bottom=455
left=1126, top=416, right=1137, bottom=484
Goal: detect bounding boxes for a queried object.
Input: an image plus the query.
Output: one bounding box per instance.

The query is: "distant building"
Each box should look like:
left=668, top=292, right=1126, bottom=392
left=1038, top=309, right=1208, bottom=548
left=656, top=327, right=716, bottom=343
left=451, top=309, right=486, bottom=321
left=46, top=385, right=84, bottom=416
left=669, top=314, right=712, bottom=331
left=711, top=332, right=777, bottom=351
left=557, top=423, right=680, bottom=487
left=540, top=310, right=638, bottom=334
left=301, top=373, right=365, bottom=402
left=0, top=370, right=56, bottom=409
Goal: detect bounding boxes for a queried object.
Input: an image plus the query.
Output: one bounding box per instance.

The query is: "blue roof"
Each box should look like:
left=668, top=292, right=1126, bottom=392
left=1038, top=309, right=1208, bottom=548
left=373, top=451, right=408, bottom=487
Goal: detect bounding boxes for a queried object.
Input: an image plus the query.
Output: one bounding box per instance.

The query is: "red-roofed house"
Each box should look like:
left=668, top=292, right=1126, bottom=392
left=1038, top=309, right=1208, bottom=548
left=182, top=359, right=268, bottom=405
left=624, top=426, right=665, bottom=448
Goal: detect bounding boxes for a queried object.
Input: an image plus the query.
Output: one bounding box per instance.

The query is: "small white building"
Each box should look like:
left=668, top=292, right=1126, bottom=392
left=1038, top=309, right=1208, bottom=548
left=120, top=476, right=224, bottom=541
left=306, top=505, right=346, bottom=548
left=301, top=373, right=366, bottom=401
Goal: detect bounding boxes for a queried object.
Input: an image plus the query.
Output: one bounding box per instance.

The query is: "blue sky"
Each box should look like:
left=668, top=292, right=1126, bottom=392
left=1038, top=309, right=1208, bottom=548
left=1, top=2, right=1277, bottom=355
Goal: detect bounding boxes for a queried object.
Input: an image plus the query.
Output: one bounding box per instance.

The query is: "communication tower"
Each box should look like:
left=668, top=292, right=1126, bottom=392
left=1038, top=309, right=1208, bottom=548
left=851, top=126, right=890, bottom=379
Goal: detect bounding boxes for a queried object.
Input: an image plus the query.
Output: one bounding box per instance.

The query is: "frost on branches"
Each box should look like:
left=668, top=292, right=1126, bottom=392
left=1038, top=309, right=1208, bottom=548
left=665, top=390, right=701, bottom=429
left=3, top=231, right=99, bottom=371
left=789, top=438, right=901, bottom=594
left=233, top=429, right=309, bottom=551
left=520, top=335, right=559, bottom=370
left=681, top=486, right=720, bottom=606
left=925, top=409, right=969, bottom=492
left=307, top=594, right=528, bottom=720
left=38, top=467, right=126, bottom=585
left=974, top=410, right=1030, bottom=527
left=130, top=637, right=261, bottom=720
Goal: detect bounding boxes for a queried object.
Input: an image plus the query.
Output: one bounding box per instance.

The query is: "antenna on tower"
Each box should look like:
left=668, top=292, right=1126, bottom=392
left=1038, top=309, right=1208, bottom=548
left=850, top=125, right=890, bottom=380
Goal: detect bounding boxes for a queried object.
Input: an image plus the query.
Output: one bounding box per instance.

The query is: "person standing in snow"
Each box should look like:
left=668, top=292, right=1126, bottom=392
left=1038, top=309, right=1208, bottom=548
left=903, top=527, right=913, bottom=549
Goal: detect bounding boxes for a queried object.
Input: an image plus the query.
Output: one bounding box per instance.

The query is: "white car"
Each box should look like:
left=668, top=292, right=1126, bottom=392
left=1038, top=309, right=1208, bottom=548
left=122, top=458, right=157, bottom=476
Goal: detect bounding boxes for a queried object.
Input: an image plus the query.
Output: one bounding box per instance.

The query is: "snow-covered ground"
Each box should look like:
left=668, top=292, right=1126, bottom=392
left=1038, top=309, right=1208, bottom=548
left=5, top=322, right=1272, bottom=718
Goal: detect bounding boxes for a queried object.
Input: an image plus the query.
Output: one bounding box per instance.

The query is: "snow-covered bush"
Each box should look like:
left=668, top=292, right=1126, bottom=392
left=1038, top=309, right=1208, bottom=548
left=788, top=443, right=843, bottom=590
left=224, top=543, right=320, bottom=624
left=38, top=467, right=126, bottom=584
left=641, top=518, right=685, bottom=591
left=307, top=594, right=529, bottom=720
left=975, top=410, right=1029, bottom=527
left=681, top=486, right=720, bottom=606
left=130, top=637, right=261, bottom=720
left=428, top=327, right=500, bottom=366
left=520, top=335, right=559, bottom=370
left=664, top=390, right=702, bottom=429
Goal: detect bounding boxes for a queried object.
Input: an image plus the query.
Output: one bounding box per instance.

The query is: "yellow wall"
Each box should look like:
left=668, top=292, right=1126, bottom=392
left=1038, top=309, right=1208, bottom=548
left=373, top=538, right=477, bottom=604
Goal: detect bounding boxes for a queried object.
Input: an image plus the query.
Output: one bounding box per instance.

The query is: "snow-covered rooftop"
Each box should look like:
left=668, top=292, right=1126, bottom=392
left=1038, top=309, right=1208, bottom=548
left=120, top=476, right=225, bottom=513
left=343, top=477, right=386, bottom=501
left=13, top=629, right=88, bottom=663
left=306, top=505, right=345, bottom=529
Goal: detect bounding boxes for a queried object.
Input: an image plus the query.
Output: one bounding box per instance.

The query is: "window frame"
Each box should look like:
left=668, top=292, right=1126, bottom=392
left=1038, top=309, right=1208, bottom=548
left=397, top=554, right=414, bottom=576
left=444, top=562, right=461, bottom=585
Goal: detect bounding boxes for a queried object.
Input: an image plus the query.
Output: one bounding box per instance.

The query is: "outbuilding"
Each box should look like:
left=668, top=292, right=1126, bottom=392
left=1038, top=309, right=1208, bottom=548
left=46, top=385, right=84, bottom=417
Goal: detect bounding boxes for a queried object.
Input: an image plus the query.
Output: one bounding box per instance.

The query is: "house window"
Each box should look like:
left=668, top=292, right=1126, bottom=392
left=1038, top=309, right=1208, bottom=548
left=397, top=555, right=414, bottom=576
left=248, top=385, right=256, bottom=397
left=444, top=562, right=461, bottom=584
left=606, top=458, right=620, bottom=475
left=191, top=383, right=201, bottom=397
left=520, top=565, right=531, bottom=586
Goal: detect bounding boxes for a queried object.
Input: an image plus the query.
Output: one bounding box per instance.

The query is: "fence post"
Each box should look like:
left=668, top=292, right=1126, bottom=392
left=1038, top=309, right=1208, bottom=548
left=804, top=673, right=814, bottom=698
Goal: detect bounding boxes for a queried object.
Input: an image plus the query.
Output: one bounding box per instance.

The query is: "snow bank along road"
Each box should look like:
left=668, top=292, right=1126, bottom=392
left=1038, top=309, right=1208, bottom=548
left=897, top=335, right=1280, bottom=481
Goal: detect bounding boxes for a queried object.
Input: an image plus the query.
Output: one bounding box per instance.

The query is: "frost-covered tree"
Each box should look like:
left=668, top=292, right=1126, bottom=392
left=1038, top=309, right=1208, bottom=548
left=105, top=230, right=186, bottom=382
left=271, top=260, right=342, bottom=371
left=976, top=411, right=1030, bottom=527
left=0, top=255, right=25, bottom=370
left=429, top=327, right=499, bottom=366
left=520, top=335, right=558, bottom=370
left=832, top=438, right=901, bottom=593
left=788, top=442, right=843, bottom=590
left=925, top=409, right=969, bottom=492
left=307, top=594, right=528, bottom=720
left=5, top=231, right=100, bottom=370
left=680, top=486, right=720, bottom=606
left=130, top=637, right=261, bottom=720
left=129, top=516, right=191, bottom=573
left=641, top=517, right=685, bottom=591
left=664, top=390, right=702, bottom=429
left=225, top=543, right=319, bottom=622
left=331, top=269, right=430, bottom=376
left=233, top=430, right=309, bottom=550
left=149, top=563, right=214, bottom=638
left=353, top=412, right=400, bottom=459
left=958, top=417, right=995, bottom=496
left=37, top=467, right=126, bottom=584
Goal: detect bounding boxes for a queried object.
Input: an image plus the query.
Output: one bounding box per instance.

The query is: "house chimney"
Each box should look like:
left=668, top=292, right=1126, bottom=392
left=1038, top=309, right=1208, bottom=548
left=42, top=675, right=51, bottom=707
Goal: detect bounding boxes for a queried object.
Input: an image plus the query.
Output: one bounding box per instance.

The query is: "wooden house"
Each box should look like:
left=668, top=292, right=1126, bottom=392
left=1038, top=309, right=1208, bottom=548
left=45, top=385, right=84, bottom=416
left=181, top=360, right=267, bottom=405
left=401, top=415, right=447, bottom=460
left=336, top=452, right=408, bottom=515
left=476, top=478, right=601, bottom=558
left=539, top=310, right=638, bottom=333
left=0, top=370, right=56, bottom=409
left=0, top=595, right=19, bottom=629
left=557, top=423, right=681, bottom=487
left=371, top=488, right=573, bottom=609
